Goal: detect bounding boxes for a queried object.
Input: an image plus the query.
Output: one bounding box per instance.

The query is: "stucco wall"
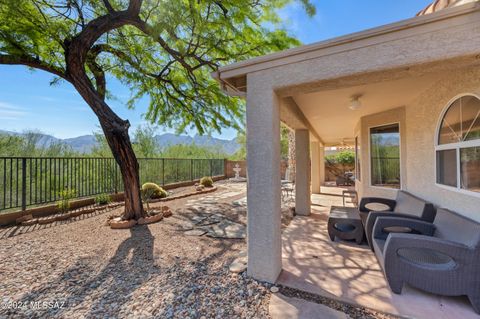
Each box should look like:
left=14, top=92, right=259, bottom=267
left=357, top=107, right=407, bottom=200
left=405, top=66, right=480, bottom=221
left=356, top=66, right=480, bottom=221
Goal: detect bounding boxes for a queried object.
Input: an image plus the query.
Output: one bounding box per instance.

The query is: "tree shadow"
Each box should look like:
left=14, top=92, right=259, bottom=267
left=13, top=225, right=155, bottom=318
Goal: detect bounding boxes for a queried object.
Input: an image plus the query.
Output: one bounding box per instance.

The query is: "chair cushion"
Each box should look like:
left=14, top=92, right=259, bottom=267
left=393, top=191, right=428, bottom=217
left=397, top=247, right=456, bottom=270
left=434, top=208, right=480, bottom=248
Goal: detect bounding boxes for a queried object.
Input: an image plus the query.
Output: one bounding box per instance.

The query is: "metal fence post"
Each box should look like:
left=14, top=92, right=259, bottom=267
left=190, top=159, right=193, bottom=181
left=114, top=162, right=118, bottom=193
left=21, top=158, right=27, bottom=211
left=162, top=158, right=165, bottom=186
left=223, top=158, right=228, bottom=178
left=210, top=159, right=213, bottom=177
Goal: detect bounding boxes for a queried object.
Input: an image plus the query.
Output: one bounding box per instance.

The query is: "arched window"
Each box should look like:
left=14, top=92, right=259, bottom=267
left=436, top=95, right=480, bottom=194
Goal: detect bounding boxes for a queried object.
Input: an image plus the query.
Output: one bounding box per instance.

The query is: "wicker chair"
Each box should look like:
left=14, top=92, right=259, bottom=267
left=359, top=191, right=436, bottom=250
left=372, top=208, right=480, bottom=314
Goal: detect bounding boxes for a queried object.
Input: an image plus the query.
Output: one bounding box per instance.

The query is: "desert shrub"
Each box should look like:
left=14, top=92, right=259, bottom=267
left=141, top=182, right=168, bottom=198
left=200, top=176, right=214, bottom=187
left=57, top=188, right=77, bottom=213
left=95, top=193, right=112, bottom=205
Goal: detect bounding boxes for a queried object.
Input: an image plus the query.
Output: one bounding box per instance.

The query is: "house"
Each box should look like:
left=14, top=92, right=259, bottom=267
left=212, top=0, right=480, bottom=288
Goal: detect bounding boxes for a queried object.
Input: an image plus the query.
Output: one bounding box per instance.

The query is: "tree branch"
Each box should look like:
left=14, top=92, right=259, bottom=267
left=0, top=54, right=69, bottom=81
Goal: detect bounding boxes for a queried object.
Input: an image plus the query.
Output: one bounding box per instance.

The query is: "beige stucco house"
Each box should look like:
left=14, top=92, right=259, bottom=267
left=213, top=0, right=480, bottom=284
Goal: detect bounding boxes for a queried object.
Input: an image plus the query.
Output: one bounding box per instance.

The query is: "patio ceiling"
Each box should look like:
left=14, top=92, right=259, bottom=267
left=292, top=73, right=441, bottom=146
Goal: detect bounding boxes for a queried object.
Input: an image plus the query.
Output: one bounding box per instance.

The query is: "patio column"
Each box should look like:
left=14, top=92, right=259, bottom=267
left=295, top=129, right=311, bottom=216
left=246, top=74, right=282, bottom=283
left=311, top=141, right=321, bottom=194
left=319, top=146, right=325, bottom=185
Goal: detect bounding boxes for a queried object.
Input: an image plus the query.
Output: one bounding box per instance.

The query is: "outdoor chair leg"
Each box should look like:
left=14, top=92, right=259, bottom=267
left=468, top=292, right=480, bottom=314
left=387, top=277, right=404, bottom=294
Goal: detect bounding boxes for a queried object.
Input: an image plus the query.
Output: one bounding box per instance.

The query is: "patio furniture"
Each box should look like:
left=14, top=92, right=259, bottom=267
left=342, top=190, right=358, bottom=207
left=359, top=191, right=436, bottom=250
left=372, top=208, right=480, bottom=314
left=281, top=180, right=294, bottom=201
left=328, top=206, right=364, bottom=244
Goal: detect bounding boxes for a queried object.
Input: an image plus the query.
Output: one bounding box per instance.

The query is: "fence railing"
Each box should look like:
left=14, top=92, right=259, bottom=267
left=0, top=157, right=225, bottom=212
left=371, top=157, right=400, bottom=187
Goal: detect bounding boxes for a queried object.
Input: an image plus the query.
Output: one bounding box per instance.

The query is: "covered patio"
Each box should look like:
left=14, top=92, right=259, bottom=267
left=278, top=187, right=477, bottom=318
left=213, top=1, right=480, bottom=318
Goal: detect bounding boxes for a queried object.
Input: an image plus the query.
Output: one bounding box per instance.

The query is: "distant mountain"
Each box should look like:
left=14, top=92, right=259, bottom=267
left=63, top=135, right=98, bottom=153
left=0, top=130, right=240, bottom=155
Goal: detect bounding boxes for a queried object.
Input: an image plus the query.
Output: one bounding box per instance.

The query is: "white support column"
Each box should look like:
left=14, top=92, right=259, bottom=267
left=295, top=129, right=311, bottom=216
left=319, top=146, right=325, bottom=185
left=311, top=141, right=321, bottom=194
left=246, top=74, right=282, bottom=283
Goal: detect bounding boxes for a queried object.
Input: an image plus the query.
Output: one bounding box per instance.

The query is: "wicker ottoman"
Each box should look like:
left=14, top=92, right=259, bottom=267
left=328, top=206, right=364, bottom=244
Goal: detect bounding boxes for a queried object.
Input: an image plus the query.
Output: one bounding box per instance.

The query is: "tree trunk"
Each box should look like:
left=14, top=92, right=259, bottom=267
left=68, top=71, right=145, bottom=221
left=101, top=122, right=145, bottom=220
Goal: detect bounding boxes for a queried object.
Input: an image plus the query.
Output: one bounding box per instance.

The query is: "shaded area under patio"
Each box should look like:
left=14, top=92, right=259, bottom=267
left=277, top=186, right=479, bottom=319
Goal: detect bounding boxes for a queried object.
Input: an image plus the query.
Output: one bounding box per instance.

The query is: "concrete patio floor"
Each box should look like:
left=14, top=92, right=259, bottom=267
left=277, top=186, right=479, bottom=319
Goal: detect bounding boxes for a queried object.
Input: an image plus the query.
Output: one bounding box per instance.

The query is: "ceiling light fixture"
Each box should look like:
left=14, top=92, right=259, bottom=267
left=349, top=94, right=363, bottom=110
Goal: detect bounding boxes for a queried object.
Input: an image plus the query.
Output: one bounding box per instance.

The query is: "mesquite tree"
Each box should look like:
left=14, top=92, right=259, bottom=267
left=0, top=0, right=314, bottom=220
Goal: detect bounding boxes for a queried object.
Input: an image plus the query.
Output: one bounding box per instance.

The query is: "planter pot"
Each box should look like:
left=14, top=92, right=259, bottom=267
left=110, top=218, right=137, bottom=229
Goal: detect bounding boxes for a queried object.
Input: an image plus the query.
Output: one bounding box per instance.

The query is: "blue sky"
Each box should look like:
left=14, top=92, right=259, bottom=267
left=0, top=0, right=432, bottom=140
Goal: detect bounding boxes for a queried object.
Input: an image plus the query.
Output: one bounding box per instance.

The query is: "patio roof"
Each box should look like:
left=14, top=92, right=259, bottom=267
left=213, top=1, right=480, bottom=145
left=213, top=1, right=480, bottom=96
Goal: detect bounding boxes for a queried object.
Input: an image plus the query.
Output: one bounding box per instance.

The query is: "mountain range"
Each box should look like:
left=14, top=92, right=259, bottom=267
left=0, top=130, right=240, bottom=155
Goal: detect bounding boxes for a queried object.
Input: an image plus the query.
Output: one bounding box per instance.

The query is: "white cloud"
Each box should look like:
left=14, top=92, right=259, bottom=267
left=0, top=101, right=27, bottom=120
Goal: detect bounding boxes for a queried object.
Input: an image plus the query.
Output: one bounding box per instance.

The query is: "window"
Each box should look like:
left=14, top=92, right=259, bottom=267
left=355, top=136, right=361, bottom=181
left=436, top=95, right=480, bottom=194
left=370, top=124, right=401, bottom=188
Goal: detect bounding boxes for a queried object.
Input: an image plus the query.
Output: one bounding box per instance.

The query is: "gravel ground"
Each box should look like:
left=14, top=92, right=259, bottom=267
left=0, top=181, right=401, bottom=319
left=0, top=182, right=272, bottom=319
left=278, top=286, right=400, bottom=319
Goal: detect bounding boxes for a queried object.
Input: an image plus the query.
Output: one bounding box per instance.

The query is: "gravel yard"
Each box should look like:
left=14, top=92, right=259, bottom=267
left=0, top=181, right=401, bottom=319
left=0, top=181, right=273, bottom=319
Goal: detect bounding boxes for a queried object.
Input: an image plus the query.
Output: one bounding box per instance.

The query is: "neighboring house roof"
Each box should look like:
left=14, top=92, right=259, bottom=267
left=417, top=0, right=478, bottom=16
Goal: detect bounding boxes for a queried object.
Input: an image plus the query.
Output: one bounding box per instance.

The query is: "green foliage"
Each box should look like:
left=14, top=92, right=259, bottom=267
left=0, top=0, right=315, bottom=136
left=141, top=182, right=168, bottom=199
left=326, top=151, right=355, bottom=166
left=57, top=188, right=76, bottom=213
left=200, top=176, right=214, bottom=187
left=132, top=125, right=159, bottom=158
left=230, top=123, right=290, bottom=160
left=95, top=193, right=112, bottom=205
left=0, top=131, right=76, bottom=157
left=161, top=143, right=226, bottom=159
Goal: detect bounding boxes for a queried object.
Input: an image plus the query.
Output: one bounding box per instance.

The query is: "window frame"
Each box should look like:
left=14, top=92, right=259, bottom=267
left=368, top=122, right=402, bottom=190
left=355, top=136, right=361, bottom=182
left=434, top=93, right=480, bottom=198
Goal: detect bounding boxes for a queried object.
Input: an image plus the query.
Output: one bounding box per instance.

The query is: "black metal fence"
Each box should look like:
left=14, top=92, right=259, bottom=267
left=371, top=157, right=400, bottom=188
left=0, top=157, right=225, bottom=212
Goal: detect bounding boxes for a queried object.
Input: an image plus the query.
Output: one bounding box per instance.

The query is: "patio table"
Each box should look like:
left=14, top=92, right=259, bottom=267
left=328, top=206, right=364, bottom=244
